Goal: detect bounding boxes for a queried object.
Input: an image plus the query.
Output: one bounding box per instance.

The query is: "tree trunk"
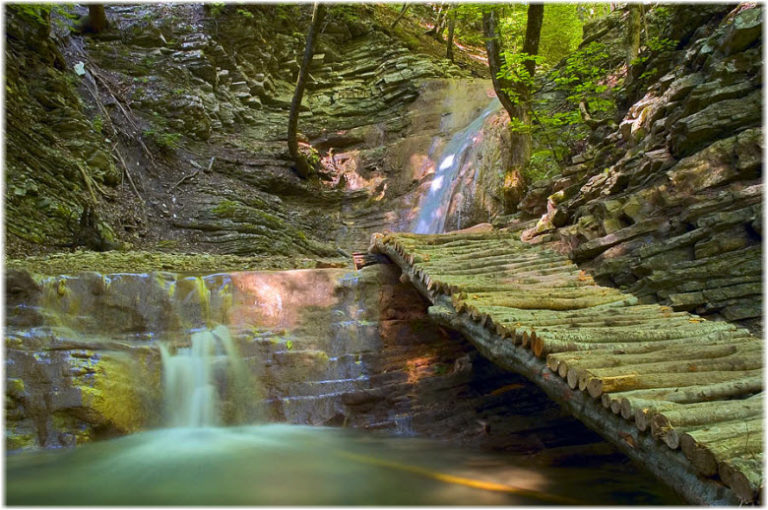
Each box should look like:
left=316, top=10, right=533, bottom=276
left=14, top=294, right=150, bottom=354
left=482, top=8, right=516, bottom=116
left=626, top=4, right=642, bottom=66
left=522, top=4, right=544, bottom=77
left=482, top=5, right=543, bottom=213
left=426, top=4, right=445, bottom=39
left=390, top=4, right=410, bottom=29
left=445, top=11, right=456, bottom=61
left=86, top=5, right=108, bottom=33
left=287, top=3, right=324, bottom=179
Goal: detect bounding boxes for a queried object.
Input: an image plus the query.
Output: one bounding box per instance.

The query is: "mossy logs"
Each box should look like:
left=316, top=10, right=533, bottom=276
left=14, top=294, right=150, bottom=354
left=372, top=230, right=763, bottom=504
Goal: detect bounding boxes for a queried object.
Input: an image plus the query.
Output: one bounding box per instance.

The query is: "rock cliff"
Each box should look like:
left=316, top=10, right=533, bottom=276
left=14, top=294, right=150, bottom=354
left=517, top=4, right=763, bottom=334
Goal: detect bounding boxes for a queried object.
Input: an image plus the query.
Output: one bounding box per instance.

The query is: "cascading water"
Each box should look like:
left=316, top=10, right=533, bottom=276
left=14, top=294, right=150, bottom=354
left=159, top=324, right=246, bottom=427
left=413, top=98, right=501, bottom=234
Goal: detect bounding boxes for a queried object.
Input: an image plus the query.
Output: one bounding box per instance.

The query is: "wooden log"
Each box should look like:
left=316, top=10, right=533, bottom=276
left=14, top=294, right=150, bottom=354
left=462, top=293, right=637, bottom=312
left=650, top=396, right=763, bottom=440
left=718, top=455, right=763, bottom=503
left=580, top=349, right=762, bottom=395
left=534, top=329, right=754, bottom=358
left=521, top=330, right=532, bottom=348
left=430, top=260, right=572, bottom=278
left=618, top=375, right=764, bottom=419
left=680, top=418, right=762, bottom=476
left=539, top=320, right=739, bottom=345
left=585, top=369, right=762, bottom=399
left=532, top=315, right=687, bottom=328
left=660, top=425, right=698, bottom=450
left=430, top=253, right=566, bottom=272
left=551, top=342, right=754, bottom=375
left=396, top=231, right=505, bottom=244
left=566, top=366, right=582, bottom=389
left=635, top=402, right=680, bottom=432
left=488, top=304, right=675, bottom=322
left=436, top=280, right=600, bottom=295
left=409, top=240, right=512, bottom=256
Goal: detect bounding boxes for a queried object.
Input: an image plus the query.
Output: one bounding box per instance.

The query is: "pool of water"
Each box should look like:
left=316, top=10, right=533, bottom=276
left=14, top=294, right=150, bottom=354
left=6, top=424, right=684, bottom=505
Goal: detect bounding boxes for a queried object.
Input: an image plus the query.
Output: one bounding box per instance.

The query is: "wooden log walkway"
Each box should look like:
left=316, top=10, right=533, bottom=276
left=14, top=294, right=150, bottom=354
left=370, top=230, right=763, bottom=505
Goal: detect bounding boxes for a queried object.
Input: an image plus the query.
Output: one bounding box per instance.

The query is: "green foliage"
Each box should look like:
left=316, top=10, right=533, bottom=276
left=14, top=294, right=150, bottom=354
left=527, top=149, right=563, bottom=181
left=631, top=37, right=676, bottom=67
left=553, top=41, right=613, bottom=114
left=303, top=145, right=322, bottom=170
left=451, top=4, right=488, bottom=46
left=507, top=41, right=616, bottom=175
left=209, top=3, right=225, bottom=17
left=539, top=4, right=584, bottom=66
left=236, top=8, right=253, bottom=19
left=497, top=51, right=545, bottom=104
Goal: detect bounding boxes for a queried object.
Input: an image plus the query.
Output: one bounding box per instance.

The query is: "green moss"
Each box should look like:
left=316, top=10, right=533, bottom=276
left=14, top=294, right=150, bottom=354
left=211, top=200, right=240, bottom=218
left=79, top=352, right=159, bottom=434
left=5, top=426, right=36, bottom=451
left=7, top=378, right=25, bottom=397
left=6, top=250, right=348, bottom=275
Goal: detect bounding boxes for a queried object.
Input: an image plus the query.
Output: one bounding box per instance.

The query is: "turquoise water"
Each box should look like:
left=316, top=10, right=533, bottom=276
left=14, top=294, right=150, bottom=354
left=6, top=424, right=683, bottom=505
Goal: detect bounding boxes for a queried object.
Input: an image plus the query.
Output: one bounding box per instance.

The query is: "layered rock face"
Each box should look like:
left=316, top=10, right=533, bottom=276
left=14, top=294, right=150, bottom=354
left=5, top=4, right=489, bottom=258
left=6, top=265, right=593, bottom=452
left=521, top=5, right=763, bottom=334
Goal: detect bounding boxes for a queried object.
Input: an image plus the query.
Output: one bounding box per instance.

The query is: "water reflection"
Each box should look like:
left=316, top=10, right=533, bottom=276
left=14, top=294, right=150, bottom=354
left=6, top=425, right=684, bottom=505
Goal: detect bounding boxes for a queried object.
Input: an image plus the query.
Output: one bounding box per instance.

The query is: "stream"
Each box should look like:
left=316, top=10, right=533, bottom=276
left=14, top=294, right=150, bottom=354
left=7, top=424, right=681, bottom=505
left=5, top=104, right=684, bottom=506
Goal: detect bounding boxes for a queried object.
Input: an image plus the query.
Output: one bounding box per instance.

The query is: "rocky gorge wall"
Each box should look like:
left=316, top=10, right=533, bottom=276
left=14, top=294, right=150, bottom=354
left=516, top=4, right=763, bottom=335
left=5, top=4, right=489, bottom=259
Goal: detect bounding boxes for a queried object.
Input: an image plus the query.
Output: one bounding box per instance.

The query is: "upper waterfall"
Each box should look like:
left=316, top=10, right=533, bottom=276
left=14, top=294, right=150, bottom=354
left=412, top=98, right=501, bottom=234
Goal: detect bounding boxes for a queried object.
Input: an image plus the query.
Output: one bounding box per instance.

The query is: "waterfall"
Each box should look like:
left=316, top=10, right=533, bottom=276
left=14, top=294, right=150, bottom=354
left=412, top=98, right=501, bottom=234
left=159, top=324, right=246, bottom=427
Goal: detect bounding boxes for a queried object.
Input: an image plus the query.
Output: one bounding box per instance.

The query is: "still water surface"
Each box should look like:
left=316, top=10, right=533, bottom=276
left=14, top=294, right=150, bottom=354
left=7, top=424, right=684, bottom=505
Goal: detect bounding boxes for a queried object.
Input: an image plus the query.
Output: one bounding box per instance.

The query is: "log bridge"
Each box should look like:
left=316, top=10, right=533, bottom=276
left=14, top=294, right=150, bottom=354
left=370, top=230, right=763, bottom=505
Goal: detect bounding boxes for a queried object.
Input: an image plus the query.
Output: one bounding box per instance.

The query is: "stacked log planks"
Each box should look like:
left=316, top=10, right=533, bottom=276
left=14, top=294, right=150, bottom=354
left=371, top=230, right=763, bottom=504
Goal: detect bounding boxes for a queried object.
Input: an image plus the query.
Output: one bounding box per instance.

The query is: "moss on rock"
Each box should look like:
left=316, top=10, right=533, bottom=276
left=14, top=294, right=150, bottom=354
left=6, top=250, right=350, bottom=276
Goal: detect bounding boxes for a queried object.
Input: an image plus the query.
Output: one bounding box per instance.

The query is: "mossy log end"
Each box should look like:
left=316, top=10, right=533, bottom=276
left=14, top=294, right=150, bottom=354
left=680, top=418, right=763, bottom=477
left=370, top=231, right=763, bottom=504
